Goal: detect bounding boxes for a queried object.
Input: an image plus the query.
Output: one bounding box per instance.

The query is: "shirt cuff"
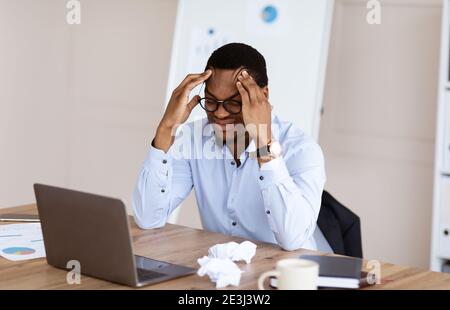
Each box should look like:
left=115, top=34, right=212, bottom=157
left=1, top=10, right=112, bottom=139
left=144, top=144, right=171, bottom=165
left=143, top=145, right=172, bottom=186
left=257, top=157, right=291, bottom=190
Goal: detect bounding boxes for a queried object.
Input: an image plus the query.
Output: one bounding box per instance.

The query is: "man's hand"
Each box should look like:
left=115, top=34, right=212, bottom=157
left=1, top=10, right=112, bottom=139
left=154, top=70, right=212, bottom=152
left=236, top=70, right=272, bottom=148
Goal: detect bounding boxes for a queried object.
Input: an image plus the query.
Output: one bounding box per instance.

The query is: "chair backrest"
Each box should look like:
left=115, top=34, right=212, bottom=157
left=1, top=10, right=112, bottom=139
left=317, top=191, right=363, bottom=258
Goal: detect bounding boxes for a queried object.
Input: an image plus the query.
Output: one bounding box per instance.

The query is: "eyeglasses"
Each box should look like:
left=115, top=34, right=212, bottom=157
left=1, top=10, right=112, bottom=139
left=197, top=83, right=242, bottom=115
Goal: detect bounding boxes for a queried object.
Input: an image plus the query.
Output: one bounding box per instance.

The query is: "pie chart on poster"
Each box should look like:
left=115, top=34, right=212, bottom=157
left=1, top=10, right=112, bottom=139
left=2, top=247, right=36, bottom=255
left=261, top=5, right=278, bottom=24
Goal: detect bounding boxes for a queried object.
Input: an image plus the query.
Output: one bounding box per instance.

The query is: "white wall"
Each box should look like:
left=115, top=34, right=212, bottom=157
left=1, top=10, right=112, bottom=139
left=0, top=0, right=177, bottom=210
left=319, top=0, right=441, bottom=268
left=0, top=0, right=71, bottom=208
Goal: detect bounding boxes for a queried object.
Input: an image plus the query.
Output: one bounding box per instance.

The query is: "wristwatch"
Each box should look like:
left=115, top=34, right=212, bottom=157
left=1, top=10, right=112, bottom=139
left=256, top=140, right=282, bottom=159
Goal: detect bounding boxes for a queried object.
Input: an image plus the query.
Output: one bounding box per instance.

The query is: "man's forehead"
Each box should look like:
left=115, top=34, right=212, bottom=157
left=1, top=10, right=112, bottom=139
left=206, top=68, right=243, bottom=95
left=208, top=68, right=243, bottom=84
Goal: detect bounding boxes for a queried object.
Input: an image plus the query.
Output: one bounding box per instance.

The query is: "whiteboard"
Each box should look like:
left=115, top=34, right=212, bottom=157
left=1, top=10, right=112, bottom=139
left=166, top=0, right=334, bottom=139
left=165, top=0, right=334, bottom=226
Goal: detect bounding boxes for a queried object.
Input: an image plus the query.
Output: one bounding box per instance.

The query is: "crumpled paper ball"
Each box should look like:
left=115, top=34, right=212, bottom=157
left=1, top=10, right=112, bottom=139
left=197, top=241, right=257, bottom=288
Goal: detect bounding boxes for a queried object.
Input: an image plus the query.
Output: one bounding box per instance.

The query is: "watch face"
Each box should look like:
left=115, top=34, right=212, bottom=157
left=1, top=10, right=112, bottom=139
left=270, top=141, right=282, bottom=157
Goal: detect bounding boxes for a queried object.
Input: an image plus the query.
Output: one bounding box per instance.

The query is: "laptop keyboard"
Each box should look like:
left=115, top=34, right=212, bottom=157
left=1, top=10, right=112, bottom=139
left=136, top=268, right=167, bottom=282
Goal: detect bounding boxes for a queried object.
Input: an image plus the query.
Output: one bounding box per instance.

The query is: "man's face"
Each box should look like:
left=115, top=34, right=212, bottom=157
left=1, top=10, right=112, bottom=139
left=204, top=68, right=245, bottom=142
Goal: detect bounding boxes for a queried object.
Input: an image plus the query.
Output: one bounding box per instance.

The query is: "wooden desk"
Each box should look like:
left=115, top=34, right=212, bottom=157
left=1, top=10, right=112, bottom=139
left=1, top=204, right=450, bottom=289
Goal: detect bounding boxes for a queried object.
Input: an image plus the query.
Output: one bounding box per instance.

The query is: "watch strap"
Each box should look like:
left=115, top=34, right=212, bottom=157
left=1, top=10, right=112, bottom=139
left=256, top=143, right=271, bottom=158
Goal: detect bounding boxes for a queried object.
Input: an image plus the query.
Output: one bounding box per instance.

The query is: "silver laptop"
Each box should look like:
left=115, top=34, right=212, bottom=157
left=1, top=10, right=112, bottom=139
left=33, top=184, right=195, bottom=287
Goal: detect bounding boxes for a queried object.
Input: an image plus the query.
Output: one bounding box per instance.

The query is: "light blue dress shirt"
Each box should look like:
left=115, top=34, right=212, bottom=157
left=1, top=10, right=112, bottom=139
left=132, top=115, right=327, bottom=251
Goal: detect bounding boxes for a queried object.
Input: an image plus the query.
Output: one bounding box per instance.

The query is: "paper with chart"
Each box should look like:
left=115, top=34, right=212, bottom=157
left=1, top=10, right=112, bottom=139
left=0, top=223, right=46, bottom=261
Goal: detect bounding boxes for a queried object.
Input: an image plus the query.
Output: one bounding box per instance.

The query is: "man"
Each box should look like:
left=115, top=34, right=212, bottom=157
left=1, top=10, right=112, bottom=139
left=132, top=43, right=327, bottom=251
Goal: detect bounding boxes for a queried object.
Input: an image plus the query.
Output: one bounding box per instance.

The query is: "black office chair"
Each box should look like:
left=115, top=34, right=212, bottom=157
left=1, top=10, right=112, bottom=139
left=317, top=191, right=363, bottom=258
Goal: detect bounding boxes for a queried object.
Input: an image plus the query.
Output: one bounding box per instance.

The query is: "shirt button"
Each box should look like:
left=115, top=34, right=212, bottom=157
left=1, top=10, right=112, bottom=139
left=266, top=210, right=271, bottom=215
left=259, top=176, right=264, bottom=181
left=231, top=161, right=235, bottom=165
left=162, top=159, right=167, bottom=164
left=161, top=189, right=165, bottom=193
left=232, top=221, right=237, bottom=226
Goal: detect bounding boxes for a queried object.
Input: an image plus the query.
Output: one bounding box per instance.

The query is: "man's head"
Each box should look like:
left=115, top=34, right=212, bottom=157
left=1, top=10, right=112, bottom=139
left=202, top=43, right=269, bottom=141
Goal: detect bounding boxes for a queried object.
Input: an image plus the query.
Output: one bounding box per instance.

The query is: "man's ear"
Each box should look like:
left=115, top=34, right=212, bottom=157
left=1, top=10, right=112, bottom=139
left=262, top=86, right=269, bottom=99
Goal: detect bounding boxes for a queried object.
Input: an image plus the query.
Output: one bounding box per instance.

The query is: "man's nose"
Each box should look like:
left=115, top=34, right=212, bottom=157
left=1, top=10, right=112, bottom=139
left=214, top=103, right=230, bottom=118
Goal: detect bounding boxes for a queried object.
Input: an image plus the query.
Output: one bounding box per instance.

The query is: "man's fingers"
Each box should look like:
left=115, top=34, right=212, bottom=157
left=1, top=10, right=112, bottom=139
left=236, top=81, right=250, bottom=105
left=185, top=73, right=211, bottom=92
left=177, top=74, right=200, bottom=90
left=183, top=70, right=211, bottom=92
left=186, top=95, right=200, bottom=112
left=181, top=71, right=208, bottom=85
left=239, top=71, right=259, bottom=89
left=178, top=70, right=212, bottom=90
left=238, top=73, right=259, bottom=103
left=241, top=70, right=259, bottom=87
left=177, top=71, right=212, bottom=98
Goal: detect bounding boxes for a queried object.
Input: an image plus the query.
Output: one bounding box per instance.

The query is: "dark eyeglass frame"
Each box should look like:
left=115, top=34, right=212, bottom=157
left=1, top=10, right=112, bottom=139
left=197, top=83, right=242, bottom=115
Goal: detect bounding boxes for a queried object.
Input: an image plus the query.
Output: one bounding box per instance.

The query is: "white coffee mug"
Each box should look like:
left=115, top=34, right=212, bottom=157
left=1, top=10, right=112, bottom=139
left=258, top=258, right=319, bottom=290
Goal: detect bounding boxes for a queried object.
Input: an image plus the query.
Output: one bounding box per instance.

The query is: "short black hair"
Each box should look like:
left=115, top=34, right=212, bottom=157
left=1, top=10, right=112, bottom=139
left=205, top=43, right=268, bottom=87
